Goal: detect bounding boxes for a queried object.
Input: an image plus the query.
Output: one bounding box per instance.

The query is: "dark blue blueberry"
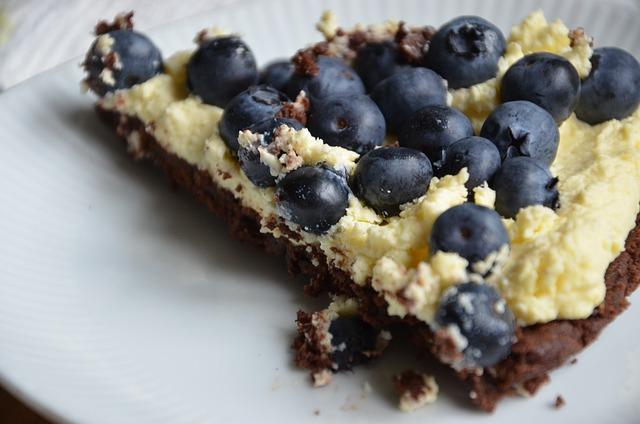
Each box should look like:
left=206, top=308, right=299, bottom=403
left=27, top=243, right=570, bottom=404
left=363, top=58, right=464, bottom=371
left=352, top=147, right=433, bottom=217
left=275, top=166, right=350, bottom=234
left=187, top=36, right=258, bottom=107
left=371, top=68, right=448, bottom=132
left=218, top=85, right=289, bottom=154
left=259, top=59, right=294, bottom=92
left=436, top=282, right=515, bottom=368
left=425, top=16, right=506, bottom=89
left=440, top=136, right=501, bottom=189
left=501, top=52, right=580, bottom=123
left=328, top=316, right=379, bottom=371
left=575, top=47, right=640, bottom=125
left=398, top=105, right=474, bottom=166
left=430, top=203, right=508, bottom=265
left=84, top=30, right=163, bottom=96
left=480, top=101, right=559, bottom=165
left=492, top=157, right=560, bottom=219
left=353, top=41, right=405, bottom=92
left=238, top=118, right=303, bottom=187
left=307, top=95, right=386, bottom=154
left=285, top=56, right=365, bottom=102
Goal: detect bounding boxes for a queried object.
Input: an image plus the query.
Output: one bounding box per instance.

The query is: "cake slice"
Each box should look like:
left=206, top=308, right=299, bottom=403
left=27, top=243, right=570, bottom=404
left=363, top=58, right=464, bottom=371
left=83, top=10, right=640, bottom=412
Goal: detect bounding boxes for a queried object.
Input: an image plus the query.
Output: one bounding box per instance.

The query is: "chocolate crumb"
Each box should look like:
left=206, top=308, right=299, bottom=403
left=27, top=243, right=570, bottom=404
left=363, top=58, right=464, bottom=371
left=569, top=358, right=577, bottom=365
left=521, top=374, right=549, bottom=396
left=194, top=29, right=211, bottom=45
left=292, top=310, right=333, bottom=375
left=217, top=170, right=232, bottom=180
left=431, top=328, right=464, bottom=365
left=347, top=31, right=368, bottom=51
left=394, top=21, right=409, bottom=41
left=101, top=52, right=117, bottom=69
left=193, top=27, right=229, bottom=45
left=95, top=11, right=134, bottom=35
left=553, top=395, right=565, bottom=409
left=395, top=24, right=435, bottom=64
left=292, top=49, right=319, bottom=77
left=568, top=27, right=593, bottom=47
left=393, top=370, right=438, bottom=411
left=313, top=409, right=320, bottom=416
left=394, top=370, right=426, bottom=399
left=277, top=92, right=310, bottom=125
left=295, top=19, right=434, bottom=68
left=312, top=42, right=331, bottom=58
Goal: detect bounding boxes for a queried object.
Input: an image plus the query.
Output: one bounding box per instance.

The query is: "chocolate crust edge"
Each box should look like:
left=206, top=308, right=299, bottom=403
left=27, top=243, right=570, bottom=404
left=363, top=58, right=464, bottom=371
left=95, top=105, right=640, bottom=412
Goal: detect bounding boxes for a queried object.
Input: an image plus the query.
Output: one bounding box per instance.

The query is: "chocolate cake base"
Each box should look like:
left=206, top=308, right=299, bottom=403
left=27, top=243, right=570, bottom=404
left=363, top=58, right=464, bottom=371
left=97, top=106, right=640, bottom=412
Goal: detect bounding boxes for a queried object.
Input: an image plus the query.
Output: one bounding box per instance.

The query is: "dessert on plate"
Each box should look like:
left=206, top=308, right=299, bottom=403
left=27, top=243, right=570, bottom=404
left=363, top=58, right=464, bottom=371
left=82, top=9, right=640, bottom=412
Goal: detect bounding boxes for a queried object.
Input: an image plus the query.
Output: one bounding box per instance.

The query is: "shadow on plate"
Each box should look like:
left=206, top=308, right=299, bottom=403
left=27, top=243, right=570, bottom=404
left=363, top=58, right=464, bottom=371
left=63, top=104, right=489, bottom=414
left=63, top=105, right=325, bottom=311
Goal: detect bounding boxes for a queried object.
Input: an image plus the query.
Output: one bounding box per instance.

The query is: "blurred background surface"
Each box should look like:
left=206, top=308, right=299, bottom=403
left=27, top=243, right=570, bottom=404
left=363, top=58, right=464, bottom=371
left=0, top=0, right=237, bottom=90
left=0, top=0, right=638, bottom=90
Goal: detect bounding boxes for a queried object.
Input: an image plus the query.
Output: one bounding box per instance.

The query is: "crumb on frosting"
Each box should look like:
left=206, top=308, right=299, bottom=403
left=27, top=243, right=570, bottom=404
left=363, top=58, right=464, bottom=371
left=276, top=91, right=310, bottom=125
left=95, top=11, right=134, bottom=35
left=194, top=26, right=231, bottom=44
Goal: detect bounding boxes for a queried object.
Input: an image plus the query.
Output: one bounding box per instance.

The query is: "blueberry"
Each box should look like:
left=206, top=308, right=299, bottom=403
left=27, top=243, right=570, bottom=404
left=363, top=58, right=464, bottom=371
left=501, top=52, right=580, bottom=123
left=480, top=101, right=559, bottom=165
left=259, top=59, right=294, bottom=92
left=440, top=136, right=501, bottom=189
left=352, top=147, right=433, bottom=217
left=371, top=68, right=448, bottom=132
left=575, top=47, right=640, bottom=125
left=353, top=41, right=405, bottom=91
left=307, top=95, right=385, bottom=154
left=218, top=85, right=289, bottom=154
left=275, top=166, right=349, bottom=234
left=430, top=203, right=508, bottom=265
left=285, top=56, right=365, bottom=102
left=328, top=316, right=379, bottom=371
left=425, top=16, right=506, bottom=89
left=187, top=36, right=258, bottom=107
left=238, top=118, right=303, bottom=187
left=492, top=157, right=559, bottom=219
left=398, top=105, right=474, bottom=166
left=436, top=282, right=515, bottom=368
left=84, top=30, right=163, bottom=96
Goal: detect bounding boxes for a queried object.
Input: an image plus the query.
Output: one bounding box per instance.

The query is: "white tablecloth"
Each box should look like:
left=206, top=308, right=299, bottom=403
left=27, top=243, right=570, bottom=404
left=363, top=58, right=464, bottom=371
left=0, top=0, right=637, bottom=90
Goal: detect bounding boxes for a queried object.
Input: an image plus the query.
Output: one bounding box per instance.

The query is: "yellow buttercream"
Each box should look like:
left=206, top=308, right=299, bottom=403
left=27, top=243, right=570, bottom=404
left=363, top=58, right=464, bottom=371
left=496, top=112, right=640, bottom=323
left=99, top=74, right=183, bottom=123
left=154, top=98, right=222, bottom=164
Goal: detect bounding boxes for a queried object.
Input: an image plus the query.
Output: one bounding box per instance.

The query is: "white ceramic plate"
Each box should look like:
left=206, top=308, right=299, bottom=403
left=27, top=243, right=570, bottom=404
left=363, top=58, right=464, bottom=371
left=1, top=0, right=639, bottom=422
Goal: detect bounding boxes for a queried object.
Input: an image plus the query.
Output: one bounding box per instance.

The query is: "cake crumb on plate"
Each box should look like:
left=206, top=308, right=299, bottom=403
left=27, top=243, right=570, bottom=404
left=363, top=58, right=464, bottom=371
left=393, top=370, right=438, bottom=412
